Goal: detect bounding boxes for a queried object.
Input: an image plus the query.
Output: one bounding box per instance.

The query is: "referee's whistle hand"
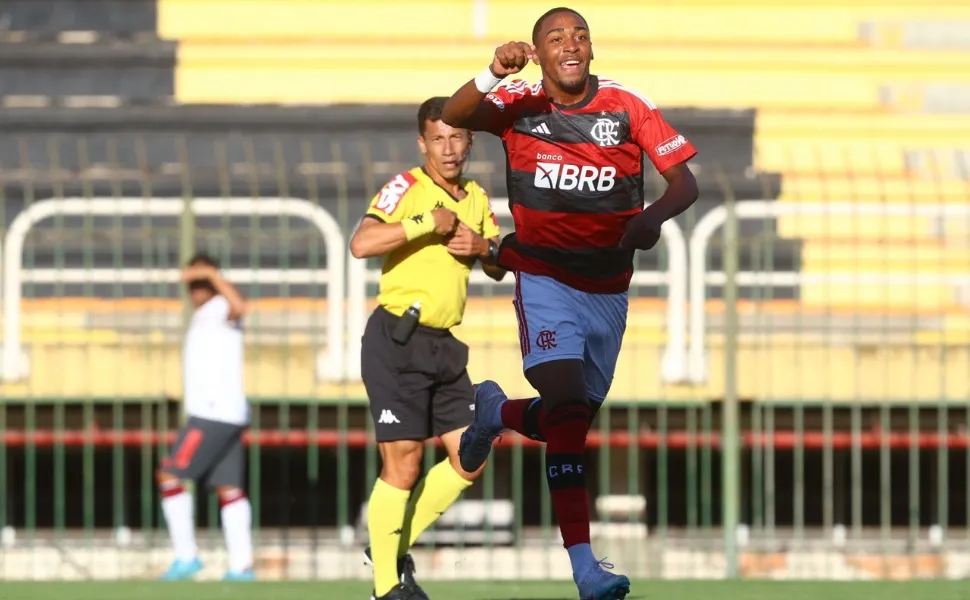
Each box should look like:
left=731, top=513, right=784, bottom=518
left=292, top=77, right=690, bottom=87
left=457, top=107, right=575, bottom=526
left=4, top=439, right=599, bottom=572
left=446, top=224, right=487, bottom=258
left=432, top=207, right=459, bottom=235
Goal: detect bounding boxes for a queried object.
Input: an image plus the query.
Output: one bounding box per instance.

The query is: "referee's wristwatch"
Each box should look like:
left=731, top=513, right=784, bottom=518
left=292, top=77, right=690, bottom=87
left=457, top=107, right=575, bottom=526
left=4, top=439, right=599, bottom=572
left=485, top=239, right=500, bottom=264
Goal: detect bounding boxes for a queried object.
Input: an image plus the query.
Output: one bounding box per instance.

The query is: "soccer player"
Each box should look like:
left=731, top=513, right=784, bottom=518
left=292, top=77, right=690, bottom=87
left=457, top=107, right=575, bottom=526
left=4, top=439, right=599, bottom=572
left=157, top=254, right=254, bottom=581
left=441, top=7, right=699, bottom=600
left=349, top=96, right=506, bottom=600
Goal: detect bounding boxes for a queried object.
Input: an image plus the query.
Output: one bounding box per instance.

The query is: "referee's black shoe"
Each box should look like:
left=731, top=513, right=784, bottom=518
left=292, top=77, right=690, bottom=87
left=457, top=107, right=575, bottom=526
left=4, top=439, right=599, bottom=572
left=365, top=547, right=429, bottom=600
left=372, top=583, right=425, bottom=600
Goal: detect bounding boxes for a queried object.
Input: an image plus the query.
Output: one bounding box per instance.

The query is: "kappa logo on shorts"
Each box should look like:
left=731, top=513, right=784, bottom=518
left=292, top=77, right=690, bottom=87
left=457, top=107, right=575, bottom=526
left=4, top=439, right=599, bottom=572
left=535, top=329, right=557, bottom=350
left=377, top=410, right=401, bottom=424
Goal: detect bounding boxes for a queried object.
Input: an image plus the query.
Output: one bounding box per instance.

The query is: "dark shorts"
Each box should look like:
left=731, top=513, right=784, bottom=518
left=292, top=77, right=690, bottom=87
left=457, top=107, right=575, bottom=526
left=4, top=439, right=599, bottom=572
left=361, top=306, right=475, bottom=443
left=160, top=416, right=246, bottom=489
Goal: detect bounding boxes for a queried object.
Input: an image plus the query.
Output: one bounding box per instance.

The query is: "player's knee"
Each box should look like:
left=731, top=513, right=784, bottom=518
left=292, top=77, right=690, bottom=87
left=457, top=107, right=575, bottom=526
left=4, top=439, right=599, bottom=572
left=215, top=486, right=247, bottom=507
left=379, top=442, right=423, bottom=489
left=156, top=470, right=185, bottom=497
left=526, top=360, right=588, bottom=407
left=156, top=468, right=179, bottom=485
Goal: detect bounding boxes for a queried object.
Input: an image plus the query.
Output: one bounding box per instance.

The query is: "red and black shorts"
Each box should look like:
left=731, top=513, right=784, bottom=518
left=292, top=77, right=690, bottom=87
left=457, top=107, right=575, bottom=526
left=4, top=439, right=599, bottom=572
left=160, top=416, right=246, bottom=489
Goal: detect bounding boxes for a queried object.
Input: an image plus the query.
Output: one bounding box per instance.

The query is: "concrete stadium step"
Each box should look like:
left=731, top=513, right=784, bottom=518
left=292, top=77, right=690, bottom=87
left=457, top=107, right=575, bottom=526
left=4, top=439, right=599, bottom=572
left=800, top=280, right=964, bottom=311
left=776, top=212, right=941, bottom=242
left=1, top=0, right=157, bottom=34
left=158, top=0, right=970, bottom=45
left=0, top=41, right=176, bottom=98
left=757, top=143, right=967, bottom=178
left=10, top=332, right=970, bottom=402
left=778, top=176, right=970, bottom=203
left=754, top=111, right=970, bottom=176
left=860, top=20, right=970, bottom=49
left=903, top=149, right=970, bottom=179
left=174, top=41, right=970, bottom=109
left=800, top=241, right=970, bottom=273
left=881, top=83, right=970, bottom=113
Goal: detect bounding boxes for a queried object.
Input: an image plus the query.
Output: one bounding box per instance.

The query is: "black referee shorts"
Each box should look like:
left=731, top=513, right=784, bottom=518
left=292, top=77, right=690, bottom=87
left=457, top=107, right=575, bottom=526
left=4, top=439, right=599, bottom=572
left=361, top=306, right=475, bottom=443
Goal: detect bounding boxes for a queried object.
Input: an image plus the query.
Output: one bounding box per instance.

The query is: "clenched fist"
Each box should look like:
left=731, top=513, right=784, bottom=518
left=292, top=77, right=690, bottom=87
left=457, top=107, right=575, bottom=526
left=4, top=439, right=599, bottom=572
left=491, top=41, right=538, bottom=77
left=431, top=207, right=459, bottom=236
left=620, top=208, right=663, bottom=251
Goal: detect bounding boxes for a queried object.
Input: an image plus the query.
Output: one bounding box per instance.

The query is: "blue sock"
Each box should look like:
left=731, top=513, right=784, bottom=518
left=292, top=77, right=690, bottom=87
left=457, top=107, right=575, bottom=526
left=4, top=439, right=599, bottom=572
left=566, top=543, right=596, bottom=582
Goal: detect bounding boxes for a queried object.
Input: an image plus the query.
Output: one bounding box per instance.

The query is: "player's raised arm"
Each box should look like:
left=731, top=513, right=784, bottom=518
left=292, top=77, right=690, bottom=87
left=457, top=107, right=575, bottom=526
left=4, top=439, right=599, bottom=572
left=441, top=41, right=536, bottom=132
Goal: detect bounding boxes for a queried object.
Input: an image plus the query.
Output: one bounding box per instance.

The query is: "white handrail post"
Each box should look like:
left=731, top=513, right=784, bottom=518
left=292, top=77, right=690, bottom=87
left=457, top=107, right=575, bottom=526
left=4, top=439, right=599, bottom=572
left=687, top=200, right=970, bottom=385
left=658, top=219, right=689, bottom=383
left=346, top=218, right=368, bottom=381
left=1, top=197, right=347, bottom=383
left=688, top=205, right=728, bottom=384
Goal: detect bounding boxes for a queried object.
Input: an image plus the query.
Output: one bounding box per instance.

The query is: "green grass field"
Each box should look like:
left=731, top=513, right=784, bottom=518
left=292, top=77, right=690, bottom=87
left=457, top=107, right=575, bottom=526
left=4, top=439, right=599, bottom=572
left=2, top=581, right=970, bottom=600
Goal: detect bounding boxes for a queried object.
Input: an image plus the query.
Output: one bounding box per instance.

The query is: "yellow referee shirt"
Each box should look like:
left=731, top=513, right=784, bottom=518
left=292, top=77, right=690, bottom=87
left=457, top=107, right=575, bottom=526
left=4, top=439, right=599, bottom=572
left=365, top=167, right=501, bottom=329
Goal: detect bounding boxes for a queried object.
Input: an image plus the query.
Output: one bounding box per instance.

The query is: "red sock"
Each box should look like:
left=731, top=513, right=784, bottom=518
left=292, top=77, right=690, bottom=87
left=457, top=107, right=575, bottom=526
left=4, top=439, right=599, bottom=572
left=543, top=403, right=592, bottom=547
left=500, top=397, right=546, bottom=441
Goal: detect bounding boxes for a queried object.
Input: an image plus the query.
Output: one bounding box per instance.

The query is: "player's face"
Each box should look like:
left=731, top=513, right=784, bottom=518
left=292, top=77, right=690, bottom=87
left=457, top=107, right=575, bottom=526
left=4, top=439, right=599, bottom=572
left=188, top=284, right=215, bottom=308
left=537, top=12, right=592, bottom=94
left=418, top=119, right=472, bottom=181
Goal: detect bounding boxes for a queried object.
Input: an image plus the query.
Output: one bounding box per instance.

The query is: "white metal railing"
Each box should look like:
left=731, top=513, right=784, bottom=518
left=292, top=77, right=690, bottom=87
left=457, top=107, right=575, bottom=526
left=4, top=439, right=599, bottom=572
left=687, top=201, right=970, bottom=384
left=346, top=199, right=690, bottom=383
left=0, top=197, right=346, bottom=383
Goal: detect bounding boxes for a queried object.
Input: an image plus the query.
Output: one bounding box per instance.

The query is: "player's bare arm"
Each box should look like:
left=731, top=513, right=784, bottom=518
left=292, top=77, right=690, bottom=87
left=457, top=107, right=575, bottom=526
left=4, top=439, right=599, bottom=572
left=621, top=163, right=699, bottom=251
left=441, top=42, right=536, bottom=131
left=180, top=264, right=246, bottom=319
left=349, top=208, right=458, bottom=259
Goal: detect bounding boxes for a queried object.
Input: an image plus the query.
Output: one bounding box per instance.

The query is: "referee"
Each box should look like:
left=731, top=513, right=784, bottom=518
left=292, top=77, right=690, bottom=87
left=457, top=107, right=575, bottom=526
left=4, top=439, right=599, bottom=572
left=349, top=96, right=505, bottom=600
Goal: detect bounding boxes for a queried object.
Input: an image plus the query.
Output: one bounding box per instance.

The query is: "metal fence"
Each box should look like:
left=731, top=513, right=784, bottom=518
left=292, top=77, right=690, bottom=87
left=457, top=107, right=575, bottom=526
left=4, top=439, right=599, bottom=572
left=1, top=138, right=970, bottom=581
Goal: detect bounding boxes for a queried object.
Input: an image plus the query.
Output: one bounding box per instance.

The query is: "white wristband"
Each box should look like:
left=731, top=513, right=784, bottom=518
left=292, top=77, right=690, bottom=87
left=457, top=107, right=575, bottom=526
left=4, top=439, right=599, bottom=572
left=474, top=66, right=505, bottom=94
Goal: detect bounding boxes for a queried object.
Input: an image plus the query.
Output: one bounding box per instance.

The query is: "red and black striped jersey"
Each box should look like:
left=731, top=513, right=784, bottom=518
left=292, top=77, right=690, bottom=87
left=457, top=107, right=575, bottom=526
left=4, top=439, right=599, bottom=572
left=481, top=75, right=697, bottom=294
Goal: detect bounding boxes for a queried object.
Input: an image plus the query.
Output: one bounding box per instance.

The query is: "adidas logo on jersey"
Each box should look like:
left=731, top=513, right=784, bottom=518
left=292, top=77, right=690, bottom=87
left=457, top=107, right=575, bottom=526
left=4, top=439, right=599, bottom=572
left=377, top=410, right=400, bottom=424
left=530, top=123, right=551, bottom=135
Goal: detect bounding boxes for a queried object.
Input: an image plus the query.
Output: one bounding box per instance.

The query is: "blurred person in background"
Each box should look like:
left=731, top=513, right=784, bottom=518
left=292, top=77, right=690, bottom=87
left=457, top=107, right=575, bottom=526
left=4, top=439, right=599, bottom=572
left=442, top=6, right=698, bottom=600
left=349, top=96, right=506, bottom=600
left=156, top=254, right=254, bottom=581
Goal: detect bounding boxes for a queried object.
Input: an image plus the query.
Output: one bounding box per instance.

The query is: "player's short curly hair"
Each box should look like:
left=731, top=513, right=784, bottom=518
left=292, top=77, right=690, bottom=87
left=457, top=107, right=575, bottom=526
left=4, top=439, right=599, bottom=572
left=532, top=6, right=587, bottom=46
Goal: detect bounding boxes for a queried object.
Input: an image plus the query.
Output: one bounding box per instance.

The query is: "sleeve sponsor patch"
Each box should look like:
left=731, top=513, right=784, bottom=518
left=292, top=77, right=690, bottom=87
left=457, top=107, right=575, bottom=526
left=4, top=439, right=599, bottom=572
left=655, top=134, right=688, bottom=156
left=373, top=172, right=418, bottom=215
left=485, top=93, right=505, bottom=111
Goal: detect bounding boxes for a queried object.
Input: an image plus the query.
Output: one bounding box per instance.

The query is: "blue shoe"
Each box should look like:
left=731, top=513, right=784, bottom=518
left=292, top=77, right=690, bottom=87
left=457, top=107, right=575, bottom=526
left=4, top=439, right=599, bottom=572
left=458, top=380, right=507, bottom=473
left=159, top=557, right=203, bottom=581
left=223, top=569, right=255, bottom=581
left=576, top=560, right=631, bottom=600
